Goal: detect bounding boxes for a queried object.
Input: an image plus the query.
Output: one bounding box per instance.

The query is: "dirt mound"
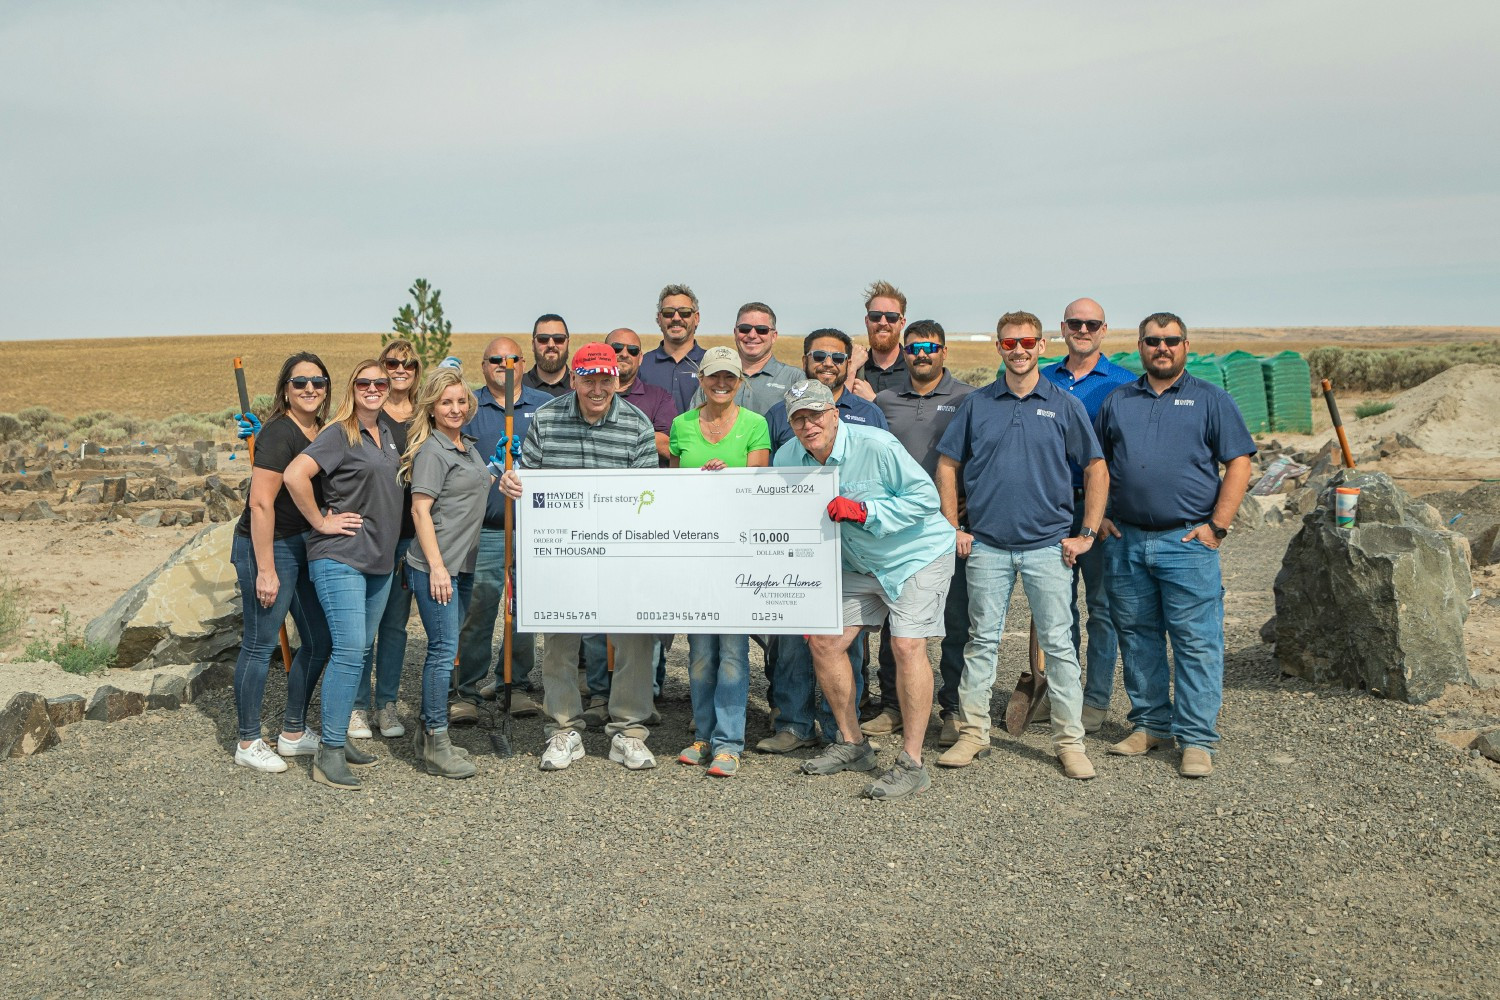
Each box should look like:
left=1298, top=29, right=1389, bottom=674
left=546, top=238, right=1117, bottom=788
left=1350, top=364, right=1500, bottom=459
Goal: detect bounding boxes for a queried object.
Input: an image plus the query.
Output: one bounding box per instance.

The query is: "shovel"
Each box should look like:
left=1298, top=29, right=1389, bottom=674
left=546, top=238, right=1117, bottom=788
left=488, top=359, right=518, bottom=758
left=234, top=357, right=294, bottom=674
left=1003, top=620, right=1048, bottom=736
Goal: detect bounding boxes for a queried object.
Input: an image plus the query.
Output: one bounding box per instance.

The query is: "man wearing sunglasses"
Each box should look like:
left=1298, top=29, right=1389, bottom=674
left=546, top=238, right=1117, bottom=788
left=639, top=283, right=707, bottom=412
left=453, top=338, right=553, bottom=724
left=936, top=311, right=1107, bottom=780
left=1039, top=299, right=1137, bottom=734
left=763, top=329, right=888, bottom=452
left=847, top=279, right=909, bottom=401
left=688, top=302, right=801, bottom=415
left=605, top=328, right=677, bottom=465
left=1094, top=312, right=1255, bottom=780
left=524, top=314, right=573, bottom=398
left=864, top=321, right=975, bottom=749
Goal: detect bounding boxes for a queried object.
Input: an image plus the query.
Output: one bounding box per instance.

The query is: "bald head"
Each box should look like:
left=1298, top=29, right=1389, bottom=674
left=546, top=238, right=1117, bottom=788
left=606, top=327, right=643, bottom=385
left=481, top=336, right=527, bottom=397
left=1060, top=297, right=1108, bottom=365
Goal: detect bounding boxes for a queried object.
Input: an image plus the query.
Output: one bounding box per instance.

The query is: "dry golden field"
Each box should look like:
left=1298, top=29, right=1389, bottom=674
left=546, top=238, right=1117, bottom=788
left=2, top=327, right=1496, bottom=420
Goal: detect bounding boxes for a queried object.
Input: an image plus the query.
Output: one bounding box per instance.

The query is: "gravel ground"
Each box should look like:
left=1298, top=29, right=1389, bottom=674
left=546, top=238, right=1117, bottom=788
left=3, top=522, right=1498, bottom=999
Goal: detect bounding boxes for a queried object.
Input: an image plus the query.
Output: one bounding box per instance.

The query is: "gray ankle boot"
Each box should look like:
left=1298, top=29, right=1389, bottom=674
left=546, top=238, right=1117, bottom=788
left=312, top=746, right=361, bottom=790
left=424, top=730, right=477, bottom=779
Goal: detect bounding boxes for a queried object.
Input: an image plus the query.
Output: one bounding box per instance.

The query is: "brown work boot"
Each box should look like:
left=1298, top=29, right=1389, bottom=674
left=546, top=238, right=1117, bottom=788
left=860, top=706, right=902, bottom=737
left=1057, top=749, right=1096, bottom=780
left=1108, top=730, right=1170, bottom=756
left=1081, top=704, right=1107, bottom=733
left=510, top=690, right=541, bottom=718
left=447, top=701, right=479, bottom=726
left=754, top=730, right=816, bottom=754
left=1179, top=746, right=1214, bottom=778
left=938, top=715, right=960, bottom=748
left=936, top=736, right=991, bottom=768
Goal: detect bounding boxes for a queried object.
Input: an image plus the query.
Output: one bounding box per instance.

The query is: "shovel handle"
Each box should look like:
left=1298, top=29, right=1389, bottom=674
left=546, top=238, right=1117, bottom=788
left=1320, top=378, right=1356, bottom=469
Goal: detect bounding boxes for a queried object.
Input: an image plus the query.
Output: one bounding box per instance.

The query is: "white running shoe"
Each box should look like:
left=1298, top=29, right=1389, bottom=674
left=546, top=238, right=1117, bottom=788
left=609, top=733, right=656, bottom=771
left=540, top=730, right=585, bottom=771
left=277, top=729, right=320, bottom=757
left=234, top=739, right=288, bottom=773
left=347, top=710, right=373, bottom=740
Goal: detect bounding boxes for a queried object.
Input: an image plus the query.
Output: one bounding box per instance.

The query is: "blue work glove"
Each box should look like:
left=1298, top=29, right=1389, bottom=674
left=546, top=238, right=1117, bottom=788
left=487, top=434, right=523, bottom=475
left=235, top=412, right=262, bottom=440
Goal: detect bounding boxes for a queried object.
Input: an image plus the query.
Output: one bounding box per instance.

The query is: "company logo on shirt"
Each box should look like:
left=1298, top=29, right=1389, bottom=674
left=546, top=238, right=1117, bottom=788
left=937, top=405, right=956, bottom=413
left=1174, top=399, right=1196, bottom=406
left=1035, top=408, right=1056, bottom=419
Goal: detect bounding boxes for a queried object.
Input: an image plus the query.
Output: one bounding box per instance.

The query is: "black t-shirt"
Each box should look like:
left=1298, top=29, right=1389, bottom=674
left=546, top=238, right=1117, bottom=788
left=235, top=416, right=323, bottom=540
left=380, top=410, right=416, bottom=540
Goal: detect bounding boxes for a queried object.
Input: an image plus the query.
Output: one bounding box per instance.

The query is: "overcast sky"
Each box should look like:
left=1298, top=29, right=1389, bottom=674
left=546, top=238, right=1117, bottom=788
left=2, top=0, right=1496, bottom=341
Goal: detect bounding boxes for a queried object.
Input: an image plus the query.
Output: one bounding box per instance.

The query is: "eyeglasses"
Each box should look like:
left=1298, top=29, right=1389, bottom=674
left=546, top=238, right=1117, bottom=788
left=999, top=337, right=1042, bottom=351
left=659, top=307, right=696, bottom=320
left=607, top=342, right=642, bottom=356
left=382, top=357, right=419, bottom=372
left=866, top=311, right=902, bottom=324
left=485, top=355, right=522, bottom=366
left=287, top=376, right=329, bottom=390
left=903, top=341, right=943, bottom=357
left=806, top=350, right=849, bottom=364
left=1064, top=318, right=1104, bottom=334
left=735, top=324, right=772, bottom=336
left=354, top=378, right=391, bottom=392
left=1141, top=335, right=1185, bottom=348
left=534, top=333, right=568, bottom=345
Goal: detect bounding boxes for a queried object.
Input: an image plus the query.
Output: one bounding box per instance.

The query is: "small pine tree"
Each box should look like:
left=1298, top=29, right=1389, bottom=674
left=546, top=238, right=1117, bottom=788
left=384, top=278, right=453, bottom=368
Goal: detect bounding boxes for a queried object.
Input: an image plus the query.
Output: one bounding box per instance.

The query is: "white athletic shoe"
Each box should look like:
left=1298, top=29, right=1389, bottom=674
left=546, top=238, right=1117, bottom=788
left=347, top=710, right=373, bottom=740
left=277, top=729, right=320, bottom=757
left=540, top=730, right=585, bottom=771
left=609, top=733, right=656, bottom=771
left=234, top=739, right=288, bottom=773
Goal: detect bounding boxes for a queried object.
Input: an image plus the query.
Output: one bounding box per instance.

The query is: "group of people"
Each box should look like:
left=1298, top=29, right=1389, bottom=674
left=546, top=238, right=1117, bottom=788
left=229, top=281, right=1255, bottom=800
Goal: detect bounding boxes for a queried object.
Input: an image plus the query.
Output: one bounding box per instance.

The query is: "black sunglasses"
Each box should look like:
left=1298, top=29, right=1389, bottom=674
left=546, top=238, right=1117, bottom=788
left=866, top=310, right=902, bottom=324
left=735, top=324, right=772, bottom=336
left=806, top=350, right=849, bottom=364
left=534, top=333, right=568, bottom=345
left=382, top=357, right=419, bottom=372
left=485, top=355, right=522, bottom=366
left=1141, top=335, right=1185, bottom=348
left=903, top=341, right=943, bottom=356
left=287, top=376, right=329, bottom=390
left=1065, top=318, right=1104, bottom=334
left=354, top=378, right=390, bottom=391
left=660, top=307, right=696, bottom=319
left=607, top=342, right=642, bottom=356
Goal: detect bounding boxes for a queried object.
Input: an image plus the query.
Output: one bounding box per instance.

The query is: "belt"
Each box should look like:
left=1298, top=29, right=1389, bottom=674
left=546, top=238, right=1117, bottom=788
left=1117, top=518, right=1201, bottom=533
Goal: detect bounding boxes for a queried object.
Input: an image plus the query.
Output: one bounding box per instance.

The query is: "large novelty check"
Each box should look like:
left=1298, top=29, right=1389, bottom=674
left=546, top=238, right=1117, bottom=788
left=515, top=467, right=843, bottom=634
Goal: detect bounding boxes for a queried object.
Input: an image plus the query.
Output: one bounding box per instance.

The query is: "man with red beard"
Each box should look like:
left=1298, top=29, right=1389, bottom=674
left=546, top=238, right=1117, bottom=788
left=849, top=279, right=909, bottom=400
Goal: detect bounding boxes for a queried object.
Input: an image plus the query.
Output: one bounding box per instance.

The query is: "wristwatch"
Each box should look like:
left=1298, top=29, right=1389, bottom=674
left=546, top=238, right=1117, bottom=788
left=1208, top=520, right=1229, bottom=539
left=1079, top=526, right=1097, bottom=540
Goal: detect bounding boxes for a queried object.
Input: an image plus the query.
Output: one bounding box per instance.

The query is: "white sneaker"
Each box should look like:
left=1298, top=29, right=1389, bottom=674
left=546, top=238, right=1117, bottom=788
left=609, top=733, right=656, bottom=771
left=277, top=729, right=320, bottom=757
left=348, top=710, right=373, bottom=739
left=234, top=739, right=288, bottom=773
left=540, top=730, right=585, bottom=771
left=377, top=703, right=405, bottom=738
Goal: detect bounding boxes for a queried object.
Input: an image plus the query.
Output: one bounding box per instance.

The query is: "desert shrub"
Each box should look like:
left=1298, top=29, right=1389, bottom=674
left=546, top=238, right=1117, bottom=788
left=952, top=366, right=998, bottom=388
left=80, top=421, right=130, bottom=444
left=16, top=406, right=55, bottom=431
left=1308, top=341, right=1500, bottom=392
left=71, top=409, right=115, bottom=431
left=0, top=576, right=27, bottom=647
left=251, top=393, right=275, bottom=418
left=22, top=608, right=113, bottom=675
left=38, top=417, right=71, bottom=441
left=1355, top=401, right=1395, bottom=419
left=0, top=413, right=22, bottom=443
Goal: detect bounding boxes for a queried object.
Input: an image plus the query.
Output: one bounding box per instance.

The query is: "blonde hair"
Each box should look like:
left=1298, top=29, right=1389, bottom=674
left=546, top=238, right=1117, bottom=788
left=400, top=369, right=477, bottom=484
left=329, top=359, right=386, bottom=447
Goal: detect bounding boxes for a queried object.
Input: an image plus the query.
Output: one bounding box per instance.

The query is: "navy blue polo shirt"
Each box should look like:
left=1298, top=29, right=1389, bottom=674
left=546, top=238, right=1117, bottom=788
left=464, top=384, right=551, bottom=529
left=1042, top=353, right=1137, bottom=490
left=638, top=342, right=706, bottom=413
left=1095, top=372, right=1257, bottom=529
left=937, top=375, right=1101, bottom=551
left=765, top=390, right=889, bottom=452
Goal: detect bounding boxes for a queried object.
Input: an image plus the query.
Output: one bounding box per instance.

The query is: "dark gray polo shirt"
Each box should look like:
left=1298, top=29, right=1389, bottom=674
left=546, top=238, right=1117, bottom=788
left=405, top=432, right=490, bottom=575
left=301, top=420, right=404, bottom=575
left=874, top=371, right=976, bottom=478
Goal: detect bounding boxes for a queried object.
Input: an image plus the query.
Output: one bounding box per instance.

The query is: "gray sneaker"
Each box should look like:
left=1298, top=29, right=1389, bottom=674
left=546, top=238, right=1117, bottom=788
left=863, top=750, right=932, bottom=800
left=581, top=695, right=609, bottom=728
left=800, top=737, right=878, bottom=776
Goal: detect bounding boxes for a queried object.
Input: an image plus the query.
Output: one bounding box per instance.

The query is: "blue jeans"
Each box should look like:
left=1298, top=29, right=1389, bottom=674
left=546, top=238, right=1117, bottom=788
left=770, top=634, right=865, bottom=742
left=687, top=633, right=750, bottom=755
left=960, top=541, right=1085, bottom=750
left=455, top=527, right=536, bottom=701
left=1105, top=524, right=1225, bottom=752
left=1069, top=502, right=1119, bottom=710
left=583, top=634, right=665, bottom=699
left=408, top=566, right=474, bottom=734
left=357, top=537, right=412, bottom=712
left=230, top=533, right=331, bottom=742
left=309, top=558, right=393, bottom=749
left=876, top=555, right=968, bottom=717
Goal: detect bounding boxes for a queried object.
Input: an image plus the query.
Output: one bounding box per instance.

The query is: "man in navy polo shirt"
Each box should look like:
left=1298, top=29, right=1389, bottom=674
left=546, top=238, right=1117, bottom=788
left=638, top=283, right=707, bottom=412
left=764, top=329, right=888, bottom=451
left=936, top=310, right=1107, bottom=780
left=1040, top=297, right=1137, bottom=732
left=1095, top=312, right=1254, bottom=779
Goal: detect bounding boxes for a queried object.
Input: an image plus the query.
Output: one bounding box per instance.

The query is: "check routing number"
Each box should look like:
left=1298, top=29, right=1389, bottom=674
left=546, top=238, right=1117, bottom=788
left=515, top=467, right=843, bottom=634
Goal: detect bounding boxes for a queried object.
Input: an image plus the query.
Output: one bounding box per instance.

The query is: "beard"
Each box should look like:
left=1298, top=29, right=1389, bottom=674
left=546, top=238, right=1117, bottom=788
left=537, top=354, right=567, bottom=375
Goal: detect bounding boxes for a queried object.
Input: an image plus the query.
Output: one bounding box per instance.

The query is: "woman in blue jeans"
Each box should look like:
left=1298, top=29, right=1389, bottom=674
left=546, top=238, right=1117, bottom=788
left=283, top=360, right=404, bottom=791
left=229, top=352, right=334, bottom=773
left=400, top=368, right=491, bottom=779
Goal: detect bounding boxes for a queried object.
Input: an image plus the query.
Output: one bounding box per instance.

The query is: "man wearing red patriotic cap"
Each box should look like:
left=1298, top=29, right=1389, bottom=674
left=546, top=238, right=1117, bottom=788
left=499, top=341, right=662, bottom=772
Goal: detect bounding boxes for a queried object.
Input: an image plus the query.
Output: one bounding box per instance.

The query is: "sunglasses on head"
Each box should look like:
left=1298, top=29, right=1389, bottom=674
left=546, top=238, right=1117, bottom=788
left=287, top=376, right=329, bottom=390
left=660, top=307, right=696, bottom=320
left=999, top=336, right=1042, bottom=351
left=806, top=350, right=849, bottom=364
left=485, top=354, right=521, bottom=366
left=1141, top=335, right=1185, bottom=348
left=903, top=341, right=943, bottom=357
left=354, top=378, right=390, bottom=392
left=735, top=324, right=772, bottom=336
left=534, top=333, right=568, bottom=345
left=1064, top=318, right=1104, bottom=334
left=607, top=342, right=642, bottom=356
left=382, top=357, right=419, bottom=372
left=867, top=310, right=902, bottom=324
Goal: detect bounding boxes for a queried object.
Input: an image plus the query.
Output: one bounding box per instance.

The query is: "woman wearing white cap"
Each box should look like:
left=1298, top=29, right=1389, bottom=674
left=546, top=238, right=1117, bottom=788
left=669, top=346, right=772, bottom=777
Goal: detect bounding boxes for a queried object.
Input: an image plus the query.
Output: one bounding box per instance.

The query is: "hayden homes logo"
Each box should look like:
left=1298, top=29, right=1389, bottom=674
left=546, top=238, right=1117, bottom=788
left=531, top=491, right=585, bottom=509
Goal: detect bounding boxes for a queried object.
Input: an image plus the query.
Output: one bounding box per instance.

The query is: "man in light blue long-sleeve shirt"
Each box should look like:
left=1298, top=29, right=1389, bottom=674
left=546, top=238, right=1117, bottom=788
left=773, top=379, right=956, bottom=801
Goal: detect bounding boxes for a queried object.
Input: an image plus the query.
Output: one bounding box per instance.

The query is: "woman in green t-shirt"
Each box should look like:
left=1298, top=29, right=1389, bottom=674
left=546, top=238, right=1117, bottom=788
left=668, top=347, right=771, bottom=777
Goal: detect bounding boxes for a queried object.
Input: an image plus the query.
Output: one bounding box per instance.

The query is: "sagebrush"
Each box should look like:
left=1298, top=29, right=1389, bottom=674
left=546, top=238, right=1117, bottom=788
left=1307, top=342, right=1499, bottom=392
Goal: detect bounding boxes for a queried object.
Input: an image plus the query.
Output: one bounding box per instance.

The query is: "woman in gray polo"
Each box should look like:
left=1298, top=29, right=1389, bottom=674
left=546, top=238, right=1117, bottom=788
left=400, top=368, right=491, bottom=779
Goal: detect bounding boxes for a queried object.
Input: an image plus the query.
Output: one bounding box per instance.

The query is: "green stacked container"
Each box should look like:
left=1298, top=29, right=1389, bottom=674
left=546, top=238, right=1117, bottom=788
left=1212, top=350, right=1271, bottom=433
left=1184, top=352, right=1226, bottom=388
left=1111, top=350, right=1144, bottom=375
left=1261, top=351, right=1313, bottom=433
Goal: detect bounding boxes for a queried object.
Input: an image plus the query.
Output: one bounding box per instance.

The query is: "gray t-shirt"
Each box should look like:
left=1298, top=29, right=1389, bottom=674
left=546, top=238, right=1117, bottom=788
left=301, top=421, right=404, bottom=575
left=405, top=432, right=490, bottom=575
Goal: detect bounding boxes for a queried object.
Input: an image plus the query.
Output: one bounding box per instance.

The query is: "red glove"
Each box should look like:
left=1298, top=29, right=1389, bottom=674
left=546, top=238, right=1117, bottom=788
left=826, top=497, right=868, bottom=524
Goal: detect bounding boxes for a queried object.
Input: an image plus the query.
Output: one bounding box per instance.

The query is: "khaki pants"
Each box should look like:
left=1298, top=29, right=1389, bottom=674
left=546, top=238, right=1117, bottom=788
left=541, top=632, right=657, bottom=740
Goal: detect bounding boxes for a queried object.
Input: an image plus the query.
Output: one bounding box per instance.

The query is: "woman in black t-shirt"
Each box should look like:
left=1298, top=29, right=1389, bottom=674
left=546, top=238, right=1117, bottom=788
left=230, top=352, right=334, bottom=774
